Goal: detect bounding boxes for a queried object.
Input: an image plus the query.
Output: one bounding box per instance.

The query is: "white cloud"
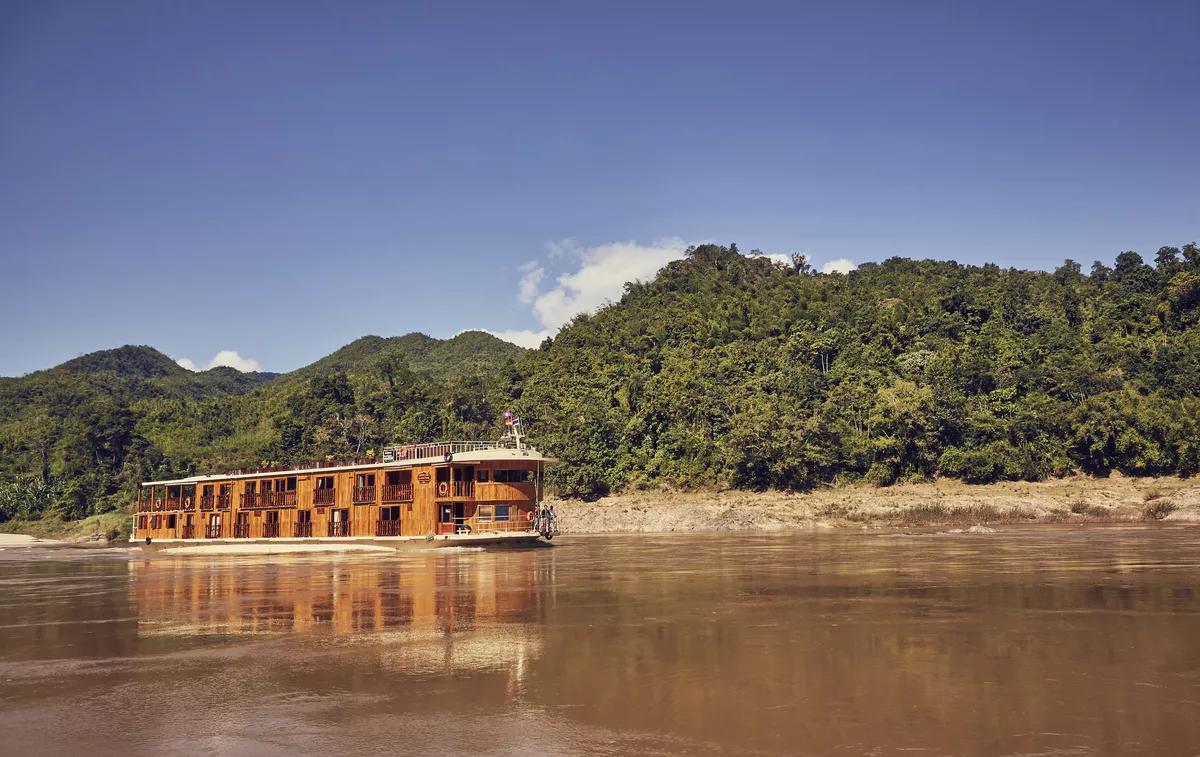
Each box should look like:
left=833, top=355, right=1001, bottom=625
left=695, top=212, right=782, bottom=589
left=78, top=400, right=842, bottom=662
left=820, top=258, right=856, bottom=274
left=175, top=350, right=261, bottom=373
left=517, top=260, right=544, bottom=305
left=476, top=238, right=692, bottom=348
left=543, top=238, right=578, bottom=260
left=530, top=237, right=690, bottom=330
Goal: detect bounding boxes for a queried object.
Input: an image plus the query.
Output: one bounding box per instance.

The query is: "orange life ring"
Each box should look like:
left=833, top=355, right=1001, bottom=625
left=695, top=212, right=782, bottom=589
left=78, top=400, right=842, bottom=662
left=437, top=482, right=449, bottom=497
left=526, top=510, right=534, bottom=522
left=154, top=498, right=162, bottom=508
left=183, top=497, right=191, bottom=508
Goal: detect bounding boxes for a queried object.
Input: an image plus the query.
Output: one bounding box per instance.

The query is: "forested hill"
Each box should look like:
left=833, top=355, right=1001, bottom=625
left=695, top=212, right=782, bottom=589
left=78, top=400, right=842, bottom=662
left=2, top=244, right=1199, bottom=521
left=513, top=244, right=1200, bottom=494
left=0, top=331, right=526, bottom=519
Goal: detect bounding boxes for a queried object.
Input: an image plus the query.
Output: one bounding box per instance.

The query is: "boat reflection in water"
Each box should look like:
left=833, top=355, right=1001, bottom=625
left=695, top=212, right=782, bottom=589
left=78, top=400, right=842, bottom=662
left=128, top=549, right=548, bottom=677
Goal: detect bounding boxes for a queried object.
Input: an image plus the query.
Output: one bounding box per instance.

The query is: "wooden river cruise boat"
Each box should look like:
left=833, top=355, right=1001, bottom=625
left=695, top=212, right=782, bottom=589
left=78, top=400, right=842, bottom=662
left=133, top=427, right=559, bottom=553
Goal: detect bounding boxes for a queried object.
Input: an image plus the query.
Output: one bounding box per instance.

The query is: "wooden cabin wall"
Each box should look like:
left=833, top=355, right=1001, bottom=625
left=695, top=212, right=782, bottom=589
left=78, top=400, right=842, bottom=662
left=405, top=464, right=437, bottom=536
left=134, top=459, right=546, bottom=542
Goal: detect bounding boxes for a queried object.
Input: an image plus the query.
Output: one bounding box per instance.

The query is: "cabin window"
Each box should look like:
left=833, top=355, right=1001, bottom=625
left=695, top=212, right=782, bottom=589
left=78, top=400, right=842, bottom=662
left=495, top=470, right=529, bottom=483
left=435, top=467, right=451, bottom=483
left=236, top=512, right=250, bottom=525
left=265, top=511, right=280, bottom=524
left=286, top=477, right=297, bottom=491
left=167, top=514, right=177, bottom=529
left=494, top=470, right=507, bottom=483
left=298, top=510, right=312, bottom=524
left=202, top=484, right=214, bottom=496
left=476, top=469, right=490, bottom=483
left=219, top=483, right=232, bottom=496
left=478, top=505, right=493, bottom=522
left=138, top=516, right=147, bottom=530
left=381, top=506, right=401, bottom=521
left=356, top=473, right=376, bottom=488
left=494, top=505, right=511, bottom=521
left=245, top=481, right=257, bottom=495
left=151, top=515, right=162, bottom=529
left=316, top=476, right=334, bottom=490
left=385, top=470, right=411, bottom=485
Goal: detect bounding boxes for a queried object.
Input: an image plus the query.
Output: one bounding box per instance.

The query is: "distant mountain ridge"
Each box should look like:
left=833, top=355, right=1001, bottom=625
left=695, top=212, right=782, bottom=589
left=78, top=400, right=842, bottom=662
left=278, top=330, right=525, bottom=384
left=2, top=345, right=280, bottom=402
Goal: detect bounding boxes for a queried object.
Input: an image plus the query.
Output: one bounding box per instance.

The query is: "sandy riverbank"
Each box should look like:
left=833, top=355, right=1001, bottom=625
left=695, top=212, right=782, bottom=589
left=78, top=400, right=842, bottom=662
left=0, top=533, right=66, bottom=548
left=552, top=475, right=1200, bottom=534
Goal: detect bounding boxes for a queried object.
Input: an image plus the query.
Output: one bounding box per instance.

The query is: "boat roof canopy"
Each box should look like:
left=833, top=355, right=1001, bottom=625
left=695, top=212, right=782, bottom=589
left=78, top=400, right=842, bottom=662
left=140, top=442, right=559, bottom=488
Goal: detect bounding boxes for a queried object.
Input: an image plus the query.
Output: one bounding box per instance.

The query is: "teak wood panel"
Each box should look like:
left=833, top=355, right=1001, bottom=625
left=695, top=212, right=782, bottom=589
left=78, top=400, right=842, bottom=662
left=134, top=461, right=543, bottom=541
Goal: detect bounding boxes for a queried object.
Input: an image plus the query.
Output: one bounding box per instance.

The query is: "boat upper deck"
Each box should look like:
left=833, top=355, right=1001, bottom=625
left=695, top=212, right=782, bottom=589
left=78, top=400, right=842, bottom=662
left=141, top=440, right=559, bottom=487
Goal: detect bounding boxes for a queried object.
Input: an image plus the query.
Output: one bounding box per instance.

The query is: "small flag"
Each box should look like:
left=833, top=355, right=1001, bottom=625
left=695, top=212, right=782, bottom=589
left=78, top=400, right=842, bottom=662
left=512, top=417, right=520, bottom=427
left=503, top=410, right=513, bottom=425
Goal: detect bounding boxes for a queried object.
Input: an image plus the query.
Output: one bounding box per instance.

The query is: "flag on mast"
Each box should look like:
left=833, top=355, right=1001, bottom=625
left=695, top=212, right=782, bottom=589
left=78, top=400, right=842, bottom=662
left=503, top=410, right=513, bottom=426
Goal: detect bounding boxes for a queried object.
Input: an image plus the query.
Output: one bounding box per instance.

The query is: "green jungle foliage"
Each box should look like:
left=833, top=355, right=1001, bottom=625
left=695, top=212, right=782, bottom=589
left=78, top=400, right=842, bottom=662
left=2, top=246, right=1199, bottom=521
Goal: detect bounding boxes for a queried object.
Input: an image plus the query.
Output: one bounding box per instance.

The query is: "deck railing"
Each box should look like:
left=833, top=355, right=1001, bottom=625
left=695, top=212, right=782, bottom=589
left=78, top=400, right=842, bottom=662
left=199, top=496, right=214, bottom=511
left=453, top=480, right=475, bottom=498
left=216, top=495, right=231, bottom=510
left=138, top=496, right=215, bottom=512
left=328, top=521, right=350, bottom=537
left=294, top=522, right=313, bottom=538
left=221, top=440, right=528, bottom=476
left=205, top=524, right=223, bottom=539
left=382, top=440, right=521, bottom=463
left=181, top=524, right=196, bottom=539
left=375, top=520, right=401, bottom=537
left=241, top=492, right=297, bottom=510
left=263, top=522, right=280, bottom=538
left=313, top=489, right=335, bottom=506
left=353, top=486, right=376, bottom=504
left=380, top=483, right=413, bottom=502
left=471, top=519, right=532, bottom=534
left=233, top=523, right=250, bottom=538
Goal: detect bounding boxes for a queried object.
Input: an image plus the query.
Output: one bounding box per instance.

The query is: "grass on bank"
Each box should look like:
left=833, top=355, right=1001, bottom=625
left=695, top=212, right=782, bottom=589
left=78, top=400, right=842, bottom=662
left=0, top=512, right=133, bottom=544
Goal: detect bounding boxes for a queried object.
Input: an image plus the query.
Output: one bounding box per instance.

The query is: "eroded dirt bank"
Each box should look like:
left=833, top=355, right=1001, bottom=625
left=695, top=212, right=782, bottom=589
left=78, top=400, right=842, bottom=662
left=552, top=475, right=1200, bottom=534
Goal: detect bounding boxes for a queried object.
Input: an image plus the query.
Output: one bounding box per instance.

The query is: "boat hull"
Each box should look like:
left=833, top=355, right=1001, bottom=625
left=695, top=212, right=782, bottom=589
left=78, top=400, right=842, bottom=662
left=137, top=530, right=545, bottom=554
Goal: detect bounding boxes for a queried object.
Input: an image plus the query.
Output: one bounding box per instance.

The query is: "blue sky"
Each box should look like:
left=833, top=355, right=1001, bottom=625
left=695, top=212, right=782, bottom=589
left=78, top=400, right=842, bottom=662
left=1, top=1, right=1197, bottom=376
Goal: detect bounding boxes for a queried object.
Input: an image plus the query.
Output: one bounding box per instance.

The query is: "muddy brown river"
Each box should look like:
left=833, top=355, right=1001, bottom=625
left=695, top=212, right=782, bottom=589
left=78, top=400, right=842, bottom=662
left=2, top=526, right=1199, bottom=756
